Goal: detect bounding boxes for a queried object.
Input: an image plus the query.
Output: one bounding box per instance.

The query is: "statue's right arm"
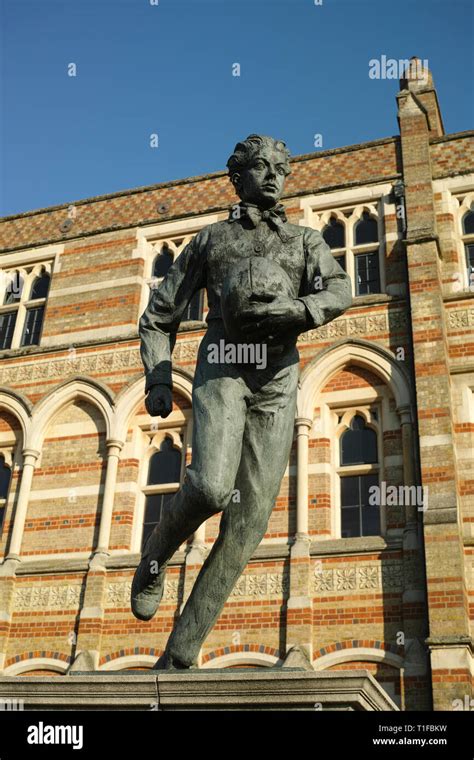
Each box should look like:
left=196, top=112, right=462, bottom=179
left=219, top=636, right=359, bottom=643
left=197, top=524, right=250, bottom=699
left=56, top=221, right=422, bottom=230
left=139, top=227, right=209, bottom=398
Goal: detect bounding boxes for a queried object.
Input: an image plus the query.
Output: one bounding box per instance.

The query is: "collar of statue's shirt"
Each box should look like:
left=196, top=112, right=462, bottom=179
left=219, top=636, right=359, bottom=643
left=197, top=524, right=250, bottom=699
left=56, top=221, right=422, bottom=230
left=227, top=202, right=304, bottom=242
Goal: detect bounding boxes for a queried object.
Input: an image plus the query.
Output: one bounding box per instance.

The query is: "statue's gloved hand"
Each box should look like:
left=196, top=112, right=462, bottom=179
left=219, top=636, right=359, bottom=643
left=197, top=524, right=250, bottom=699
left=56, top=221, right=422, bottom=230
left=145, top=384, right=173, bottom=418
left=239, top=297, right=308, bottom=341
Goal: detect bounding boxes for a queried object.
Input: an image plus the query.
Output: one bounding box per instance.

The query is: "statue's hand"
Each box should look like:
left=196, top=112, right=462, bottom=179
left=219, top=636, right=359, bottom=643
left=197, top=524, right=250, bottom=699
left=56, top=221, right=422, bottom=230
left=145, top=384, right=173, bottom=418
left=240, top=297, right=307, bottom=341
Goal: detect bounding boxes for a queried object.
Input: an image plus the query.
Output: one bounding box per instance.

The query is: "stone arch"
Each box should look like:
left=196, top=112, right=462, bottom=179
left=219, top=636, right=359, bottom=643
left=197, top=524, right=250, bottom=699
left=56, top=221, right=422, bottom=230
left=201, top=644, right=281, bottom=668
left=313, top=642, right=403, bottom=671
left=99, top=647, right=161, bottom=669
left=112, top=366, right=194, bottom=442
left=297, top=338, right=412, bottom=421
left=3, top=651, right=70, bottom=675
left=0, top=387, right=32, bottom=444
left=29, top=376, right=115, bottom=450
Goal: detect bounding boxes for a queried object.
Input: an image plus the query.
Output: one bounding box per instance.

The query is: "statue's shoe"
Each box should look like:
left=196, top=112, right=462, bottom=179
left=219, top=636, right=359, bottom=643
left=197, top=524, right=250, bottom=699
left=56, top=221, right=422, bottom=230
left=130, top=557, right=167, bottom=621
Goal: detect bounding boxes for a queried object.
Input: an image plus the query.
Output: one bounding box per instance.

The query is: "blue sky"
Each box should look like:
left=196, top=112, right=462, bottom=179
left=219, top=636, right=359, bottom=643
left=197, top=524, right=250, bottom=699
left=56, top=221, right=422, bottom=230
left=1, top=0, right=473, bottom=216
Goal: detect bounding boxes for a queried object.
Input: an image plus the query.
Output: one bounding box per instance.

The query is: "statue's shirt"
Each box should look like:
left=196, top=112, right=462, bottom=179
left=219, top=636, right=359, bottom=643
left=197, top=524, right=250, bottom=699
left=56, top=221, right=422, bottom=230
left=140, top=213, right=352, bottom=390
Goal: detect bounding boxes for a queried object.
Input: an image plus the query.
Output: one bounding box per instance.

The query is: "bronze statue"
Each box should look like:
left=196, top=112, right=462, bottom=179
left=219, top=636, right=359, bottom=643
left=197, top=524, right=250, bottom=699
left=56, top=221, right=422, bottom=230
left=131, top=135, right=352, bottom=669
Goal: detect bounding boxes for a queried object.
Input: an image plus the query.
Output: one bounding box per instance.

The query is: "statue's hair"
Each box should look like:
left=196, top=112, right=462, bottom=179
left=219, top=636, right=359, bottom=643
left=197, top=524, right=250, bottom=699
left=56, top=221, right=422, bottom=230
left=226, top=134, right=291, bottom=179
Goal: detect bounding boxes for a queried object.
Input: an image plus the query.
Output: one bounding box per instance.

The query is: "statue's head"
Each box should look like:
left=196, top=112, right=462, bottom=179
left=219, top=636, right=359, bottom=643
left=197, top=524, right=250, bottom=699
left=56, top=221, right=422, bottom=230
left=227, top=134, right=291, bottom=209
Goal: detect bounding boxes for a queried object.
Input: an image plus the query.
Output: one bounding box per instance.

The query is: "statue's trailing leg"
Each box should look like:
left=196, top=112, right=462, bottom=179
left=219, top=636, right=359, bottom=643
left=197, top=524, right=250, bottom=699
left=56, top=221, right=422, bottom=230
left=156, top=362, right=299, bottom=668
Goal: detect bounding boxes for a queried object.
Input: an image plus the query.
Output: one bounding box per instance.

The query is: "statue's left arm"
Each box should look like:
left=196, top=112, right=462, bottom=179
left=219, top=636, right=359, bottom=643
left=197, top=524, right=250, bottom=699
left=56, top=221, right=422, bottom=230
left=297, top=227, right=352, bottom=328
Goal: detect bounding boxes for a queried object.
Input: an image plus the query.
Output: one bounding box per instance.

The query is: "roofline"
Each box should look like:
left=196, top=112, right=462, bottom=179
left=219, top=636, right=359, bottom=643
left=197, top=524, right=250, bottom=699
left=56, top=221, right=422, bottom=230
left=1, top=135, right=400, bottom=222
left=2, top=130, right=471, bottom=222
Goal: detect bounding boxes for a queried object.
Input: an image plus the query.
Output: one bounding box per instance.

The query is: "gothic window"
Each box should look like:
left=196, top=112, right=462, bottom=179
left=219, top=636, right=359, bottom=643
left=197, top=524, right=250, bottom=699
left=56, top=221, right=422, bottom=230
left=353, top=212, right=381, bottom=295
left=322, top=217, right=346, bottom=271
left=339, top=414, right=380, bottom=538
left=141, top=437, right=182, bottom=550
left=146, top=237, right=204, bottom=322
left=0, top=456, right=12, bottom=532
left=152, top=243, right=174, bottom=279
left=30, top=272, right=51, bottom=300
left=315, top=202, right=385, bottom=298
left=3, top=274, right=23, bottom=305
left=462, top=209, right=474, bottom=289
left=0, top=265, right=51, bottom=350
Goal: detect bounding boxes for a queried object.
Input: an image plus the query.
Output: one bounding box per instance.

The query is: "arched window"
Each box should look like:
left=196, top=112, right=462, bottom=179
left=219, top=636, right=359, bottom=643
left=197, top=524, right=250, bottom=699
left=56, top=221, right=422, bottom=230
left=0, top=456, right=12, bottom=532
left=30, top=272, right=50, bottom=300
left=323, top=218, right=345, bottom=249
left=339, top=415, right=380, bottom=538
left=152, top=244, right=174, bottom=279
left=322, top=217, right=346, bottom=271
left=463, top=209, right=474, bottom=235
left=353, top=212, right=381, bottom=296
left=3, top=273, right=23, bottom=305
left=142, top=437, right=182, bottom=549
left=354, top=212, right=378, bottom=245
left=0, top=265, right=51, bottom=350
left=462, top=209, right=474, bottom=289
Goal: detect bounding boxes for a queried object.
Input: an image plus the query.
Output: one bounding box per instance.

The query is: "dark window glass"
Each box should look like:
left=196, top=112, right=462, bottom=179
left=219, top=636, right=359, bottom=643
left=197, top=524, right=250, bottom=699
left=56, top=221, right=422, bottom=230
left=322, top=218, right=345, bottom=249
left=355, top=212, right=378, bottom=245
left=0, top=457, right=11, bottom=500
left=183, top=290, right=203, bottom=321
left=0, top=457, right=11, bottom=534
left=335, top=254, right=346, bottom=272
left=340, top=414, right=377, bottom=465
left=30, top=273, right=50, bottom=300
left=142, top=492, right=174, bottom=549
left=355, top=252, right=381, bottom=295
left=152, top=244, right=173, bottom=278
left=0, top=311, right=17, bottom=350
left=21, top=306, right=45, bottom=346
left=462, top=210, right=474, bottom=235
left=148, top=438, right=181, bottom=485
left=341, top=473, right=379, bottom=538
left=3, top=274, right=23, bottom=305
left=466, top=243, right=474, bottom=283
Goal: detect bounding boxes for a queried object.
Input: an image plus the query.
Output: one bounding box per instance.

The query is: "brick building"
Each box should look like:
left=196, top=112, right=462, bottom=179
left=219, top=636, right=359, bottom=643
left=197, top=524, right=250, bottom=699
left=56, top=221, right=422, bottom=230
left=0, top=60, right=472, bottom=711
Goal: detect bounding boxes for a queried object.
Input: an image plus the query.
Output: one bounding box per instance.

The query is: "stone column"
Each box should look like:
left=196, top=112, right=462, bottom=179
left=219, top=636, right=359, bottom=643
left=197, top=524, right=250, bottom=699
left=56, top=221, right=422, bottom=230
left=286, top=418, right=313, bottom=665
left=6, top=448, right=40, bottom=563
left=93, top=439, right=124, bottom=559
left=1, top=448, right=39, bottom=672
left=295, top=418, right=312, bottom=540
left=71, top=439, right=122, bottom=672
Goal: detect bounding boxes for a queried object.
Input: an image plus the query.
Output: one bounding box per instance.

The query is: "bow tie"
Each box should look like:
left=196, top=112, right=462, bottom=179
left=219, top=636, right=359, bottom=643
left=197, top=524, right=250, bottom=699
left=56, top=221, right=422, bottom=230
left=230, top=202, right=288, bottom=233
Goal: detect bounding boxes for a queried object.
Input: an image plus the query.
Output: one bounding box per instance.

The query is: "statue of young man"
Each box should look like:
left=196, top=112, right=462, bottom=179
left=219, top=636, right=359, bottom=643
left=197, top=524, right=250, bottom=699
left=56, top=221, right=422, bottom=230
left=131, top=135, right=352, bottom=669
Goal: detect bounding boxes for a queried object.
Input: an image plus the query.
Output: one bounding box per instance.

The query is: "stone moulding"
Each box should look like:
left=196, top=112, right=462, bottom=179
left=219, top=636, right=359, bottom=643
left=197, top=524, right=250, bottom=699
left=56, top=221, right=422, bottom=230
left=0, top=669, right=399, bottom=711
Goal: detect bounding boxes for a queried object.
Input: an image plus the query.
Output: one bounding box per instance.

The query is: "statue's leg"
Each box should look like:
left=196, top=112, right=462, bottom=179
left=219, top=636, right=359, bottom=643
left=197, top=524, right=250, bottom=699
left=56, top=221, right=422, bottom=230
left=160, top=361, right=299, bottom=667
left=131, top=364, right=248, bottom=621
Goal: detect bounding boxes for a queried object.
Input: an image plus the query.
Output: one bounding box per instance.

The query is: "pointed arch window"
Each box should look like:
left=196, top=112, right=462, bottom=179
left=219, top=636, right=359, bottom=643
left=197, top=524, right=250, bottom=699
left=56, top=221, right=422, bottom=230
left=0, top=456, right=12, bottom=532
left=0, top=265, right=51, bottom=350
left=152, top=243, right=174, bottom=279
left=141, top=436, right=182, bottom=549
left=462, top=209, right=474, bottom=290
left=146, top=237, right=204, bottom=322
left=322, top=217, right=346, bottom=271
left=353, top=212, right=381, bottom=295
left=339, top=414, right=380, bottom=538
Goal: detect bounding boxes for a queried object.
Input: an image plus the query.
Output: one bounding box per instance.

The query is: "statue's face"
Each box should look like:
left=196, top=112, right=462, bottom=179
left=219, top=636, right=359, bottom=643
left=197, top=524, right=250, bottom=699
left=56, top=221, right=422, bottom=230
left=235, top=145, right=288, bottom=209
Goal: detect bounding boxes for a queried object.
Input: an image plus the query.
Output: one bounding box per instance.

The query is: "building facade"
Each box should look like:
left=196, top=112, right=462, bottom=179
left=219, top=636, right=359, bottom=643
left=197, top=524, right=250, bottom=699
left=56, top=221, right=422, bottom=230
left=0, top=61, right=472, bottom=711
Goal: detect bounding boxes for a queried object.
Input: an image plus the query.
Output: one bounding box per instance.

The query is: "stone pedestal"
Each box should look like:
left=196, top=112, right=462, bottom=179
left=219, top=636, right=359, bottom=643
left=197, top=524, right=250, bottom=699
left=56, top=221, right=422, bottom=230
left=0, top=669, right=398, bottom=711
